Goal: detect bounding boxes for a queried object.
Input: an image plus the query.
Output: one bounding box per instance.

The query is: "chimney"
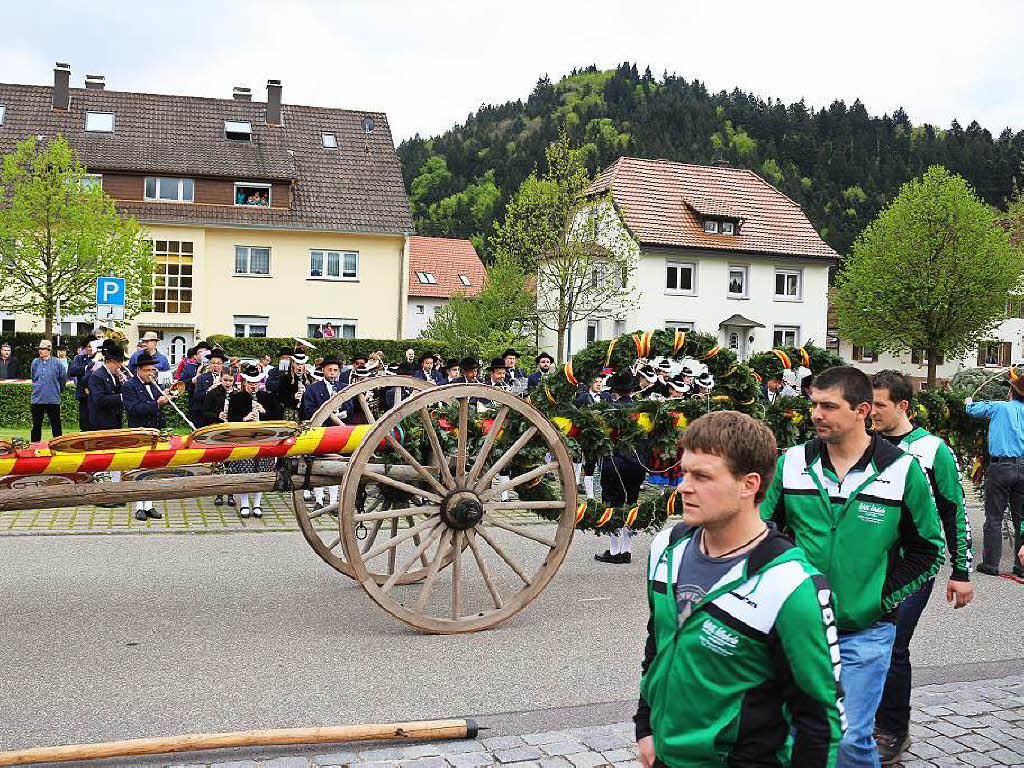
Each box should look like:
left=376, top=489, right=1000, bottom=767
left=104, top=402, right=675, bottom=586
left=84, top=74, right=105, bottom=90
left=53, top=62, right=70, bottom=110
left=232, top=86, right=252, bottom=101
left=266, top=79, right=282, bottom=125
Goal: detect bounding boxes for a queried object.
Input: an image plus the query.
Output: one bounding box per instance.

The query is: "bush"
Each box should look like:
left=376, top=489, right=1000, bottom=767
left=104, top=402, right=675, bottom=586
left=0, top=332, right=50, bottom=367
left=204, top=336, right=456, bottom=363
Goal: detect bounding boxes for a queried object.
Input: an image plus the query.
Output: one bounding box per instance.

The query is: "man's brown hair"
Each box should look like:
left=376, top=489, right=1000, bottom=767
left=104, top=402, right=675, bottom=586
left=678, top=411, right=778, bottom=502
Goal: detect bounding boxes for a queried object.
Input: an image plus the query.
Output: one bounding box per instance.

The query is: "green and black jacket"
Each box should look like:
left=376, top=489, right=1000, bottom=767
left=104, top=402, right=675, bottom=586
left=894, top=427, right=972, bottom=581
left=760, top=433, right=945, bottom=633
left=635, top=524, right=845, bottom=767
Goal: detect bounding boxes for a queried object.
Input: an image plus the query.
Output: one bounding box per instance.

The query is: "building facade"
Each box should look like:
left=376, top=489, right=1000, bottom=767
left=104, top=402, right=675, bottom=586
left=0, top=64, right=413, bottom=365
left=544, top=157, right=837, bottom=359
left=405, top=236, right=485, bottom=338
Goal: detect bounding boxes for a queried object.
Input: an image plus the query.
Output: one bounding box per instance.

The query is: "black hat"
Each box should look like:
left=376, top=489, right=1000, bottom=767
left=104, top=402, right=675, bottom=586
left=657, top=359, right=672, bottom=371
left=669, top=374, right=689, bottom=392
left=102, top=344, right=125, bottom=361
left=638, top=364, right=658, bottom=381
left=352, top=352, right=369, bottom=364
left=195, top=340, right=212, bottom=351
left=502, top=348, right=520, bottom=359
left=100, top=338, right=120, bottom=352
left=277, top=346, right=292, bottom=357
left=135, top=351, right=158, bottom=368
left=208, top=348, right=227, bottom=362
left=291, top=349, right=308, bottom=364
left=680, top=364, right=695, bottom=377
left=240, top=363, right=262, bottom=383
left=697, top=372, right=714, bottom=388
left=321, top=355, right=341, bottom=367
left=488, top=357, right=507, bottom=371
left=535, top=352, right=554, bottom=364
left=460, top=356, right=479, bottom=371
left=607, top=368, right=637, bottom=394
left=419, top=351, right=435, bottom=364
left=445, top=358, right=461, bottom=370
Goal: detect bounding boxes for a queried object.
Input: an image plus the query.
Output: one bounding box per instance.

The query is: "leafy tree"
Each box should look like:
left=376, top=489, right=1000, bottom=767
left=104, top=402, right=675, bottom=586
left=834, top=166, right=1023, bottom=387
left=0, top=135, right=153, bottom=338
left=422, top=254, right=536, bottom=361
left=492, top=133, right=638, bottom=362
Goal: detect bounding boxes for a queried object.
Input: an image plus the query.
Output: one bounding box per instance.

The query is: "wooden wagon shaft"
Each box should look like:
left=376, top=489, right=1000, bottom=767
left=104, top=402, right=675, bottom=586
left=0, top=425, right=378, bottom=478
left=0, top=464, right=433, bottom=513
left=0, top=718, right=477, bottom=766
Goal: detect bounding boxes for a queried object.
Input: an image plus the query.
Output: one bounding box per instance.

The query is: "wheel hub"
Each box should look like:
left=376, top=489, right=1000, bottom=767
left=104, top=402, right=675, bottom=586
left=442, top=490, right=484, bottom=530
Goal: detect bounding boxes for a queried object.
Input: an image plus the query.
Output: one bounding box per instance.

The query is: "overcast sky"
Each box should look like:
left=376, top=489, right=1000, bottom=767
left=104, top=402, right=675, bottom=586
left=4, top=0, right=1022, bottom=144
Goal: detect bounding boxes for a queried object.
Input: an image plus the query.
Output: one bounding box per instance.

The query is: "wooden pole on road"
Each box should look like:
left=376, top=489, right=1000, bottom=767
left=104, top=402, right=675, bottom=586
left=0, top=718, right=479, bottom=766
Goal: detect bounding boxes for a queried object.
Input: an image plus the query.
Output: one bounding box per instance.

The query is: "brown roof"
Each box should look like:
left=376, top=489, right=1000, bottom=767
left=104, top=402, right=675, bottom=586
left=585, top=157, right=837, bottom=260
left=0, top=82, right=413, bottom=234
left=408, top=236, right=486, bottom=298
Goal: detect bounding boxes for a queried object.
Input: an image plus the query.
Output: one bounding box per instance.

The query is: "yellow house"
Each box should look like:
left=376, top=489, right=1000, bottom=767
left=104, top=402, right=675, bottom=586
left=0, top=64, right=413, bottom=365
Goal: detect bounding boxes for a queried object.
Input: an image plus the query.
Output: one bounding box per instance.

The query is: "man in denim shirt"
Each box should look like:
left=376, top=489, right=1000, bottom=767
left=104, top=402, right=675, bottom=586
left=30, top=339, right=67, bottom=442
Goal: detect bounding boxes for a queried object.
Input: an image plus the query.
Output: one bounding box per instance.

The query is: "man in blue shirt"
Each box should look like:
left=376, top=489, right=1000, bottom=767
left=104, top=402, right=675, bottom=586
left=30, top=339, right=67, bottom=442
left=966, top=378, right=1024, bottom=577
left=128, top=331, right=171, bottom=375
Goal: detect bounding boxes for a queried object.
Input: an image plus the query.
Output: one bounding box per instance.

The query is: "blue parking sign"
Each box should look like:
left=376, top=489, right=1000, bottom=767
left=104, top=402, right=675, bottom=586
left=96, top=277, right=125, bottom=306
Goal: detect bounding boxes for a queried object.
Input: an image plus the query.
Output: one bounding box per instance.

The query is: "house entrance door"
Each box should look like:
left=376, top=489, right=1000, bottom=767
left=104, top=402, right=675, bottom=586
left=723, top=325, right=749, bottom=360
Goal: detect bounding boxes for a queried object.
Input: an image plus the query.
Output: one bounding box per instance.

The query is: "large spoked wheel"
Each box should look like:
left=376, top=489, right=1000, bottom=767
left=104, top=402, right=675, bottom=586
left=293, top=375, right=431, bottom=581
left=339, top=384, right=578, bottom=634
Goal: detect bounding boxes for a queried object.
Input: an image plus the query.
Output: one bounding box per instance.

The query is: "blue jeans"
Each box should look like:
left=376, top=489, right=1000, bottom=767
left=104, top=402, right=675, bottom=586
left=838, top=621, right=897, bottom=768
left=875, top=579, right=935, bottom=735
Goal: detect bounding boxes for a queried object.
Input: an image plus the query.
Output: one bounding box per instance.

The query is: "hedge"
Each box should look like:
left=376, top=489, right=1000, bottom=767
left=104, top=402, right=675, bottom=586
left=0, top=382, right=189, bottom=434
left=205, top=336, right=455, bottom=364
left=1, top=332, right=52, bottom=368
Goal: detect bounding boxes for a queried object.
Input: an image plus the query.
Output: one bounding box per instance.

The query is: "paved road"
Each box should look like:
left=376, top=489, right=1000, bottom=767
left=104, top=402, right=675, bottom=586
left=2, top=499, right=1023, bottom=757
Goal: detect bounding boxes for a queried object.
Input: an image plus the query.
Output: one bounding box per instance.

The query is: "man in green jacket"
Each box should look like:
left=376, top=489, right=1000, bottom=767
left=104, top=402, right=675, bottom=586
left=869, top=370, right=973, bottom=763
left=637, top=411, right=845, bottom=768
left=761, top=367, right=945, bottom=768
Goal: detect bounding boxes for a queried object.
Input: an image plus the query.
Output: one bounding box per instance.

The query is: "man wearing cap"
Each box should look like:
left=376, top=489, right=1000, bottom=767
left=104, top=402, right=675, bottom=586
left=502, top=348, right=526, bottom=383
left=0, top=341, right=21, bottom=380
left=527, top=353, right=554, bottom=392
left=190, top=349, right=226, bottom=427
left=966, top=376, right=1024, bottom=578
left=123, top=352, right=171, bottom=520
left=597, top=367, right=645, bottom=564
left=29, top=339, right=68, bottom=442
left=413, top=352, right=441, bottom=385
left=87, top=343, right=126, bottom=430
left=128, top=332, right=171, bottom=375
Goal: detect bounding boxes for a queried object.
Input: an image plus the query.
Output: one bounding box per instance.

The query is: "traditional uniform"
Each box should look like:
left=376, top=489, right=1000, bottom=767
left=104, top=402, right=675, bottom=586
left=122, top=352, right=170, bottom=520
left=526, top=352, right=554, bottom=391
left=223, top=364, right=278, bottom=519
left=597, top=368, right=646, bottom=564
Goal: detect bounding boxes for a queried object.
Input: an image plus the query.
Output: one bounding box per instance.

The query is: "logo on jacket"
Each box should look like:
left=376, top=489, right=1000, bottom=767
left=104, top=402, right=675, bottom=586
left=700, top=619, right=739, bottom=656
left=857, top=502, right=887, bottom=524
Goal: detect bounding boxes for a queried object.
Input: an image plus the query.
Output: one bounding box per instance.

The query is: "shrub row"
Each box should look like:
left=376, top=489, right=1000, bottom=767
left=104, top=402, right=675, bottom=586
left=205, top=336, right=455, bottom=364
left=0, top=383, right=189, bottom=434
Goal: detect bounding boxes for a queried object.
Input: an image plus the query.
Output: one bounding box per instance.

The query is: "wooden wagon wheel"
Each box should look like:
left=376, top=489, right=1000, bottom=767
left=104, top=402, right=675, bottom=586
left=339, top=384, right=577, bottom=634
left=292, top=374, right=437, bottom=582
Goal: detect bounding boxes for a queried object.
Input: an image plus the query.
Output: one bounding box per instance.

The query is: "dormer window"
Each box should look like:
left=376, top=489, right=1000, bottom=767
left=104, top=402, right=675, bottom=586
left=234, top=182, right=271, bottom=207
left=703, top=219, right=719, bottom=234
left=721, top=221, right=736, bottom=235
left=0, top=104, right=6, bottom=126
left=85, top=111, right=114, bottom=132
left=322, top=133, right=337, bottom=148
left=224, top=120, right=252, bottom=141
left=459, top=274, right=472, bottom=287
left=415, top=271, right=437, bottom=285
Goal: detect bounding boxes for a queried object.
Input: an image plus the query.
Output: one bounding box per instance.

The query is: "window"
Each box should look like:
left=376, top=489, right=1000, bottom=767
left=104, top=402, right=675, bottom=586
left=851, top=345, right=877, bottom=363
left=151, top=240, right=194, bottom=313
left=721, top=221, right=736, bottom=235
left=728, top=265, right=749, bottom=298
left=85, top=111, right=114, bottom=132
left=774, top=268, right=803, bottom=300
left=169, top=336, right=187, bottom=366
left=234, top=245, right=270, bottom=276
left=234, top=316, right=269, bottom=337
left=322, top=133, right=337, bottom=148
left=144, top=177, right=194, bottom=202
left=416, top=304, right=425, bottom=314
left=665, top=321, right=695, bottom=332
left=773, top=326, right=800, bottom=348
left=224, top=120, right=252, bottom=141
left=310, top=250, right=358, bottom=280
left=458, top=274, right=472, bottom=287
left=613, top=319, right=626, bottom=337
left=587, top=319, right=601, bottom=344
left=234, top=183, right=271, bottom=207
left=59, top=320, right=93, bottom=338
left=0, top=104, right=6, bottom=125
left=307, top=318, right=356, bottom=339
left=79, top=174, right=102, bottom=192
left=978, top=341, right=1011, bottom=367
left=0, top=316, right=14, bottom=335
left=1007, top=298, right=1024, bottom=319
left=415, top=271, right=437, bottom=284
left=911, top=350, right=945, bottom=365
left=666, top=261, right=696, bottom=294
left=703, top=219, right=719, bottom=234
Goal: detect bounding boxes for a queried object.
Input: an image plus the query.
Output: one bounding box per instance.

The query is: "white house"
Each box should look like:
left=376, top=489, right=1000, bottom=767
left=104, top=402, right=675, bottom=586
left=405, top=236, right=486, bottom=338
left=543, top=157, right=837, bottom=359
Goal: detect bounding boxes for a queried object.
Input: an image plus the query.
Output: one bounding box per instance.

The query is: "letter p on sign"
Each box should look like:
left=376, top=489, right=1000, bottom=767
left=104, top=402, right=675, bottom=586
left=96, top=277, right=126, bottom=306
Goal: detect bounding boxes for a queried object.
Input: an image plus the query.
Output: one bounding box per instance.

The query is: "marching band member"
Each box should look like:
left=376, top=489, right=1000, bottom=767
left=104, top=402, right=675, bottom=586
left=202, top=368, right=238, bottom=508
left=189, top=349, right=226, bottom=427
left=222, top=363, right=278, bottom=519
left=438, top=359, right=461, bottom=385
left=68, top=336, right=98, bottom=431
left=574, top=374, right=610, bottom=498
left=526, top=352, right=554, bottom=392
left=276, top=350, right=313, bottom=423
left=338, top=352, right=369, bottom=388
left=502, top=348, right=526, bottom=384
left=451, top=357, right=481, bottom=384
left=300, top=356, right=345, bottom=514
left=413, top=352, right=441, bottom=384
left=485, top=357, right=508, bottom=388
left=87, top=343, right=126, bottom=430
left=122, top=351, right=173, bottom=521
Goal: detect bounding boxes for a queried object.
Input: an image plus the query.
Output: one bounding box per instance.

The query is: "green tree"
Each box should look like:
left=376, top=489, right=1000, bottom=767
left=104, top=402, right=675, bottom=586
left=423, top=254, right=536, bottom=361
left=0, top=135, right=153, bottom=338
left=835, top=166, right=1023, bottom=387
left=493, top=133, right=638, bottom=362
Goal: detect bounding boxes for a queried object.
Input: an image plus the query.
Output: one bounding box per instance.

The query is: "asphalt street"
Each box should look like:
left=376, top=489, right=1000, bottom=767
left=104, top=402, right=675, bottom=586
left=0, top=503, right=1022, bottom=756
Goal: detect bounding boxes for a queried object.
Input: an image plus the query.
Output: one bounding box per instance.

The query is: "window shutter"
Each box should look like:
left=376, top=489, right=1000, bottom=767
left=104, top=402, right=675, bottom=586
left=852, top=345, right=862, bottom=362
left=1002, top=342, right=1013, bottom=367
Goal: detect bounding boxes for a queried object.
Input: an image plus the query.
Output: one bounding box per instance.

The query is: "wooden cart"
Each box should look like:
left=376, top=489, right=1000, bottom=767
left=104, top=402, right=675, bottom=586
left=0, top=378, right=578, bottom=634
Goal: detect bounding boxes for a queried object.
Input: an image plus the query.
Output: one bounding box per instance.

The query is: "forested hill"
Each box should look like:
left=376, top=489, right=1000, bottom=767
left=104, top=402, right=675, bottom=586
left=397, top=63, right=1024, bottom=257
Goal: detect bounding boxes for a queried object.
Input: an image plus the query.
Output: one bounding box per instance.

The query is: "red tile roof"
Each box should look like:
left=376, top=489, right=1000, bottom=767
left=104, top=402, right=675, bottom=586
left=408, top=236, right=486, bottom=298
left=585, top=157, right=837, bottom=260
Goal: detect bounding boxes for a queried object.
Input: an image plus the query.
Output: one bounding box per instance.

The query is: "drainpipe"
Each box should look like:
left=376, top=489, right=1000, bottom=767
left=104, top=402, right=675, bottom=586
left=397, top=233, right=410, bottom=339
